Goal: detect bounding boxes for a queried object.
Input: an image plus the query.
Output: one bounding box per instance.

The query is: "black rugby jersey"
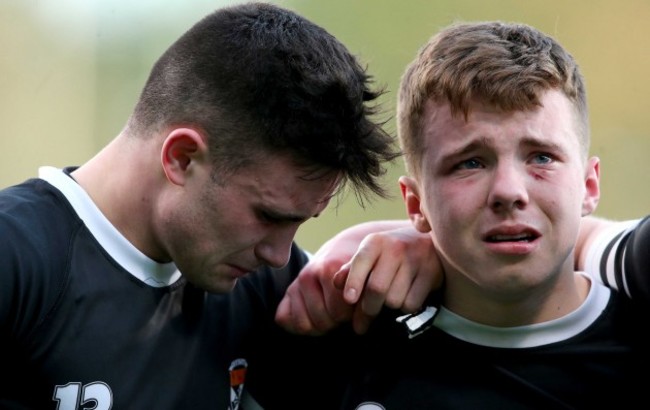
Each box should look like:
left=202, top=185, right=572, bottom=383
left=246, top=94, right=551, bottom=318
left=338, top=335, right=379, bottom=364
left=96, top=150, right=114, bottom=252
left=339, top=275, right=648, bottom=409
left=0, top=166, right=319, bottom=409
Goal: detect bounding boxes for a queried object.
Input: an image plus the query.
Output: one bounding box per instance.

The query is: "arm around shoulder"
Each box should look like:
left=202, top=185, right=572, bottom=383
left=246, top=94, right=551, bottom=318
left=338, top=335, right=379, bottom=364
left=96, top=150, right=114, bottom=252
left=578, top=215, right=648, bottom=301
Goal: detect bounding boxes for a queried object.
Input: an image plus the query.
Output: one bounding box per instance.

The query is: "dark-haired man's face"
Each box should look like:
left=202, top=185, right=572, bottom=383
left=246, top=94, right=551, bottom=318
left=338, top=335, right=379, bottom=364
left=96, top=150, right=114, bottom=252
left=159, top=152, right=337, bottom=293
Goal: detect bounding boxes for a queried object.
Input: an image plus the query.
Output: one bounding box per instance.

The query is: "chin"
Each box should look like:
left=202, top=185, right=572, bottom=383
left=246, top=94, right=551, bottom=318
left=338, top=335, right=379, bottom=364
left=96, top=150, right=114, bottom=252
left=203, top=278, right=239, bottom=294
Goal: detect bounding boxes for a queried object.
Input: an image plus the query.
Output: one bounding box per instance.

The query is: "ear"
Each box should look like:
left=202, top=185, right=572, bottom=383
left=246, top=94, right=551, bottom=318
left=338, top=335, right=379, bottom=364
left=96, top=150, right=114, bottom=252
left=399, top=175, right=431, bottom=233
left=581, top=156, right=600, bottom=216
left=160, top=128, right=208, bottom=185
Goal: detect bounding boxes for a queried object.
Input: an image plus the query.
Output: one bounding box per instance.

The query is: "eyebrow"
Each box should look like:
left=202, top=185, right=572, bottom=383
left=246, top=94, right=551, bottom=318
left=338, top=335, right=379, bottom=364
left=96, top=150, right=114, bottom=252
left=444, top=140, right=486, bottom=158
left=443, top=135, right=564, bottom=159
left=518, top=136, right=564, bottom=152
left=438, top=139, right=488, bottom=164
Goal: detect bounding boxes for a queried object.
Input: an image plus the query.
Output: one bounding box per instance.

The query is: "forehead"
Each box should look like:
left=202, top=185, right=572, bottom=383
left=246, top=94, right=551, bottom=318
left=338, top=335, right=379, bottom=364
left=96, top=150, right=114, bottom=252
left=231, top=153, right=339, bottom=214
left=420, top=90, right=581, bottom=157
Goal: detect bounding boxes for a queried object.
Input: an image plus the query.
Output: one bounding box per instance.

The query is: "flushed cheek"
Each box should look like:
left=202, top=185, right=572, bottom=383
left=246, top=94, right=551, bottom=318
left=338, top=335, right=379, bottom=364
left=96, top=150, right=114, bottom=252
left=535, top=187, right=580, bottom=220
left=428, top=185, right=483, bottom=223
left=427, top=201, right=476, bottom=254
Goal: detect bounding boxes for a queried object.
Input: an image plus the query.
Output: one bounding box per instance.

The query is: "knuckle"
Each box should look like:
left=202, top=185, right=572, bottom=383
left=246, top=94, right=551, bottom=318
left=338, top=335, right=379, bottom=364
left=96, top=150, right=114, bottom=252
left=401, top=298, right=422, bottom=313
left=384, top=293, right=403, bottom=310
left=365, top=278, right=390, bottom=296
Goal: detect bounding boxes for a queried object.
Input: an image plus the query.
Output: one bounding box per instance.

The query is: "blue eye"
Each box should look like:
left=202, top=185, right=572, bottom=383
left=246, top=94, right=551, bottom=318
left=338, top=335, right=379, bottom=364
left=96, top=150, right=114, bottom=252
left=532, top=153, right=553, bottom=164
left=456, top=158, right=482, bottom=170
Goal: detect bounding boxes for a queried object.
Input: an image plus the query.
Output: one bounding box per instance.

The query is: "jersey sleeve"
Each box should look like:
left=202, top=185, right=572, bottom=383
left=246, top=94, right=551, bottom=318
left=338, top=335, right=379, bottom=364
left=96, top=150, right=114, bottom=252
left=0, top=181, right=79, bottom=347
left=584, top=216, right=650, bottom=303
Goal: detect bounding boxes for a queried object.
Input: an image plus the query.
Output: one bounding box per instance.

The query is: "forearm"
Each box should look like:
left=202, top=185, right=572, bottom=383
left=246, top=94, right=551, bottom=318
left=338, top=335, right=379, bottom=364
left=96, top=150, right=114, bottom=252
left=578, top=216, right=644, bottom=297
left=576, top=215, right=615, bottom=271
left=316, top=220, right=412, bottom=257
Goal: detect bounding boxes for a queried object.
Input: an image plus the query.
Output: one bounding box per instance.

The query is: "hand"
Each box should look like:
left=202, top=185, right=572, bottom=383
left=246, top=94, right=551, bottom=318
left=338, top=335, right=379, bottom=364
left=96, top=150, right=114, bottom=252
left=276, top=221, right=409, bottom=335
left=335, top=228, right=442, bottom=334
left=275, top=240, right=356, bottom=336
left=275, top=222, right=442, bottom=335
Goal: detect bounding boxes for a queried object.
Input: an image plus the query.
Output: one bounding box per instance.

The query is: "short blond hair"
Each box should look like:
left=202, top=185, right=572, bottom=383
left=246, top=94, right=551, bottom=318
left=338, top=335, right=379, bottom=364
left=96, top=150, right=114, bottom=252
left=398, top=21, right=589, bottom=176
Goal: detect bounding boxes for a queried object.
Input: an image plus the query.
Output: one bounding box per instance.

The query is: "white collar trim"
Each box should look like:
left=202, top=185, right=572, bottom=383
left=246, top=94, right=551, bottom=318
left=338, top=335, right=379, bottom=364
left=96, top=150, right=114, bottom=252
left=433, top=273, right=610, bottom=348
left=38, top=166, right=181, bottom=287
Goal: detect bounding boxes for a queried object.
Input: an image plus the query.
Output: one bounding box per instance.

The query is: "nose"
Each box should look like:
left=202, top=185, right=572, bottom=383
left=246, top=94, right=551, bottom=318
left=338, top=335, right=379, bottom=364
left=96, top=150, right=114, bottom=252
left=487, top=161, right=529, bottom=213
left=254, top=226, right=299, bottom=269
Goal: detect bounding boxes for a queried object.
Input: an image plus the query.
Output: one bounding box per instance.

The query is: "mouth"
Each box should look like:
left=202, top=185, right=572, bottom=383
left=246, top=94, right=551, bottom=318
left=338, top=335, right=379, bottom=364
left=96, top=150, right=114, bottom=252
left=481, top=227, right=541, bottom=256
left=227, top=264, right=255, bottom=277
left=483, top=225, right=541, bottom=244
left=485, top=232, right=539, bottom=243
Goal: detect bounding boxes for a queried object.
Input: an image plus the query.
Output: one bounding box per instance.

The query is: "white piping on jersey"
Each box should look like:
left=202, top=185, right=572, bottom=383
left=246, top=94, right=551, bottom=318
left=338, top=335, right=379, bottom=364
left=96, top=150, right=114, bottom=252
left=38, top=166, right=181, bottom=287
left=432, top=272, right=611, bottom=348
left=584, top=219, right=640, bottom=298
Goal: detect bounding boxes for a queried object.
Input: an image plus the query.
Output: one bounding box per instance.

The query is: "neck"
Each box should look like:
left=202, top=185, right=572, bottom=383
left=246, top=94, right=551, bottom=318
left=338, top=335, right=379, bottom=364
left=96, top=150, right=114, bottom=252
left=442, top=271, right=590, bottom=327
left=71, top=133, right=162, bottom=260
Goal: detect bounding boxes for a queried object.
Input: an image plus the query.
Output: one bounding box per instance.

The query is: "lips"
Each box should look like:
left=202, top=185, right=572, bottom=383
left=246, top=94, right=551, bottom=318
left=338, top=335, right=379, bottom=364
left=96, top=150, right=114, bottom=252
left=487, top=233, right=536, bottom=242
left=227, top=264, right=255, bottom=277
left=483, top=226, right=541, bottom=243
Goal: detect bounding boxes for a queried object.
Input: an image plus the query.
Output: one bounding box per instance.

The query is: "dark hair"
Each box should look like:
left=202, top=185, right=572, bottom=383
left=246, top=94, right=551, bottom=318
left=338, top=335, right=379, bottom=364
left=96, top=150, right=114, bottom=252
left=127, top=2, right=399, bottom=203
left=398, top=21, right=589, bottom=176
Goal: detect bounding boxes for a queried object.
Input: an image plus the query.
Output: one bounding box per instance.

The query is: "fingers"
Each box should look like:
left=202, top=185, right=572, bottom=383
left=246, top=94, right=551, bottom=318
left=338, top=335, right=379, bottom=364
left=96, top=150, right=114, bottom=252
left=352, top=232, right=412, bottom=313
left=400, top=237, right=445, bottom=312
left=332, top=262, right=350, bottom=290
left=351, top=305, right=373, bottom=335
left=321, top=276, right=355, bottom=324
left=275, top=294, right=305, bottom=334
left=342, top=234, right=385, bottom=304
left=275, top=259, right=356, bottom=335
left=275, top=273, right=333, bottom=335
left=381, top=262, right=416, bottom=311
left=346, top=228, right=443, bottom=333
left=275, top=281, right=325, bottom=335
left=281, top=224, right=443, bottom=336
left=351, top=261, right=421, bottom=334
left=403, top=264, right=443, bottom=313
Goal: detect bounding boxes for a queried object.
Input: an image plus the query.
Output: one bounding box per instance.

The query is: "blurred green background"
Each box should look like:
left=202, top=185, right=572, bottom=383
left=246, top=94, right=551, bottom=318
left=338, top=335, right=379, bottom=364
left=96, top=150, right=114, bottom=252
left=2, top=0, right=649, bottom=253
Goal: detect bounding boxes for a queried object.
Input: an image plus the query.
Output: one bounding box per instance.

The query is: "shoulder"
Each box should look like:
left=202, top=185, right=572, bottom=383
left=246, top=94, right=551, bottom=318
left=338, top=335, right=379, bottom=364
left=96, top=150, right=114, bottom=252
left=625, top=215, right=650, bottom=280
left=628, top=215, right=650, bottom=254
left=0, top=178, right=81, bottom=263
left=0, top=179, right=82, bottom=332
left=584, top=216, right=650, bottom=303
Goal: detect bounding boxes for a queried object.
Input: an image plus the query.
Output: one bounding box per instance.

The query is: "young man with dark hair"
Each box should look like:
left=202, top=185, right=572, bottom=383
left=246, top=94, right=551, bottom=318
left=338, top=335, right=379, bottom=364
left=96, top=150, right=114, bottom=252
left=0, top=3, right=402, bottom=409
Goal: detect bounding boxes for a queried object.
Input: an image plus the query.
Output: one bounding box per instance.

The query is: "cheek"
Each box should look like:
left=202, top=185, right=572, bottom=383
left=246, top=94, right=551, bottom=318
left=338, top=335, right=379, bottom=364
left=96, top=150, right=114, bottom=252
left=537, top=174, right=584, bottom=216
left=201, top=191, right=268, bottom=250
left=426, top=180, right=478, bottom=223
left=421, top=196, right=453, bottom=244
left=193, top=189, right=243, bottom=243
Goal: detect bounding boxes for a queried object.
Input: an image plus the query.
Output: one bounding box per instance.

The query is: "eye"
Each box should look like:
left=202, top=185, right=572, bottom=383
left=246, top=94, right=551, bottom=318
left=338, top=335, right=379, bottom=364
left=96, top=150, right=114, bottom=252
left=455, top=158, right=483, bottom=170
left=531, top=153, right=553, bottom=165
left=256, top=209, right=282, bottom=224
left=257, top=209, right=305, bottom=226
